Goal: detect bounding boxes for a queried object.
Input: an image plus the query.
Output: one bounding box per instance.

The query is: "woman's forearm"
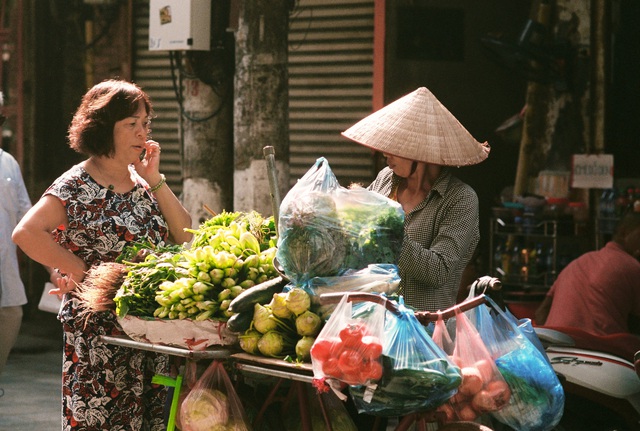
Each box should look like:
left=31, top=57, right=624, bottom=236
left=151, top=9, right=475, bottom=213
left=12, top=227, right=88, bottom=280
left=151, top=183, right=193, bottom=245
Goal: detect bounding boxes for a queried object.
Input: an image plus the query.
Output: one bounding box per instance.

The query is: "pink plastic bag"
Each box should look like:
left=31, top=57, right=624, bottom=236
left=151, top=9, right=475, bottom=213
left=434, top=308, right=511, bottom=423
left=431, top=314, right=455, bottom=355
left=179, top=361, right=251, bottom=431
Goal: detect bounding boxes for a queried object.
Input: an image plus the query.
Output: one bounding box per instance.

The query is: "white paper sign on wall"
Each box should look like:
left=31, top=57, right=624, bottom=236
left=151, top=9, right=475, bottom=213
left=571, top=154, right=614, bottom=189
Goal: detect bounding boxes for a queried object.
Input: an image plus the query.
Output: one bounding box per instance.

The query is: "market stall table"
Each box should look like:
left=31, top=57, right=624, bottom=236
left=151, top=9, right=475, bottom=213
left=99, top=334, right=234, bottom=360
left=99, top=335, right=330, bottom=431
left=99, top=335, right=234, bottom=431
left=98, top=277, right=502, bottom=431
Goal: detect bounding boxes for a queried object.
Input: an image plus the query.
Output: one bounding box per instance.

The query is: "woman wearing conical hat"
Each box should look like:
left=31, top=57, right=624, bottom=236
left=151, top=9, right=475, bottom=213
left=342, top=87, right=490, bottom=312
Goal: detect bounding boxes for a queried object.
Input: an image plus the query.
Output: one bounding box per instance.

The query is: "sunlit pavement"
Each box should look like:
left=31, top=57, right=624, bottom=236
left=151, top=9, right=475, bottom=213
left=0, top=313, right=62, bottom=431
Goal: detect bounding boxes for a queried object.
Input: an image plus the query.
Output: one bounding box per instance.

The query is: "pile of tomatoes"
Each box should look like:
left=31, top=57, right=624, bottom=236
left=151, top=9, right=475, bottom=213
left=310, top=322, right=384, bottom=386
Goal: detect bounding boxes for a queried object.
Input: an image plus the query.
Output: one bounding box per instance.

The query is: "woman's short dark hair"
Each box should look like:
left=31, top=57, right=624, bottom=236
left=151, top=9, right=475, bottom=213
left=68, top=79, right=153, bottom=157
left=614, top=210, right=640, bottom=241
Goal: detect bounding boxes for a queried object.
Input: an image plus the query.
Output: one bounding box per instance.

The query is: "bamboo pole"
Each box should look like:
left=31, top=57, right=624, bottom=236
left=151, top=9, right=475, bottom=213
left=513, top=1, right=552, bottom=197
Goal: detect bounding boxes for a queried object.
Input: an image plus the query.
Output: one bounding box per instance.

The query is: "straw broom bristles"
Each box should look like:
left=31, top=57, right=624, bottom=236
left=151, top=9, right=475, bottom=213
left=75, top=262, right=128, bottom=313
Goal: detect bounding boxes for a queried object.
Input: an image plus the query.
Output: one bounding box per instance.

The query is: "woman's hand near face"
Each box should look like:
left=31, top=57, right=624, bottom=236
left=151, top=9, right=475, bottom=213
left=132, top=139, right=193, bottom=245
left=133, top=140, right=162, bottom=185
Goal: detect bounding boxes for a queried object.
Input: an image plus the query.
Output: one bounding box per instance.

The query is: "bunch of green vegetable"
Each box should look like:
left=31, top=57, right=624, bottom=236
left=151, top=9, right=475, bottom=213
left=186, top=210, right=276, bottom=251
left=114, top=250, right=187, bottom=318
left=340, top=201, right=405, bottom=270
left=114, top=211, right=280, bottom=322
left=150, top=245, right=278, bottom=321
left=350, top=356, right=462, bottom=417
left=238, top=287, right=323, bottom=362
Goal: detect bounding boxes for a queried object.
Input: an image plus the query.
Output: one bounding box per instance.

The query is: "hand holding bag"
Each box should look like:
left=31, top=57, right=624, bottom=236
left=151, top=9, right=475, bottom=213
left=38, top=282, right=62, bottom=314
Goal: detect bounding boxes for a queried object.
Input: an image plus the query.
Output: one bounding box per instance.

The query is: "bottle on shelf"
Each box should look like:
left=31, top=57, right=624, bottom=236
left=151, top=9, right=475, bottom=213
left=501, top=239, right=512, bottom=277
left=616, top=187, right=629, bottom=216
left=599, top=188, right=616, bottom=232
left=510, top=241, right=521, bottom=282
left=626, top=187, right=636, bottom=211
left=523, top=211, right=536, bottom=234
left=546, top=245, right=554, bottom=273
left=535, top=243, right=546, bottom=276
left=520, top=245, right=529, bottom=283
left=528, top=246, right=538, bottom=279
left=493, top=240, right=505, bottom=277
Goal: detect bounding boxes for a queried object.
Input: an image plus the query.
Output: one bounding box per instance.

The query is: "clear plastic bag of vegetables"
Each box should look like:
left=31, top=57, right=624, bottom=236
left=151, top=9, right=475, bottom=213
left=347, top=296, right=462, bottom=417
left=433, top=307, right=512, bottom=423
left=276, top=157, right=404, bottom=285
left=310, top=293, right=387, bottom=389
left=466, top=295, right=564, bottom=431
left=174, top=360, right=199, bottom=431
left=303, top=264, right=401, bottom=320
left=179, top=360, right=251, bottom=431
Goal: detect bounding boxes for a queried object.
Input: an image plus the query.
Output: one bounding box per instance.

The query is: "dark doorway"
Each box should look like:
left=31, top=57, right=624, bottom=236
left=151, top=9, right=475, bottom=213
left=609, top=0, right=640, bottom=178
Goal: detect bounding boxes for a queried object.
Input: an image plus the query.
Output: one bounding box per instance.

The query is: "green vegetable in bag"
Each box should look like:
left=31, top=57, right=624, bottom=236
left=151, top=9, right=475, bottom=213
left=349, top=298, right=462, bottom=417
left=180, top=388, right=229, bottom=431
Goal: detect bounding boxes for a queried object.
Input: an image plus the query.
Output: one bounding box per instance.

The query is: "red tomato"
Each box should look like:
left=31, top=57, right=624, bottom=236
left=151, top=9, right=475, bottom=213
left=310, top=338, right=340, bottom=362
left=339, top=323, right=366, bottom=348
left=337, top=348, right=364, bottom=374
left=360, top=359, right=383, bottom=382
left=341, top=372, right=362, bottom=385
left=322, top=357, right=342, bottom=379
left=360, top=335, right=383, bottom=360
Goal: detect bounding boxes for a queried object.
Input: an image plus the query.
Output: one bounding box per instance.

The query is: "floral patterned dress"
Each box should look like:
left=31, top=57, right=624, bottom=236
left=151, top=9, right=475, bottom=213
left=47, top=164, right=171, bottom=431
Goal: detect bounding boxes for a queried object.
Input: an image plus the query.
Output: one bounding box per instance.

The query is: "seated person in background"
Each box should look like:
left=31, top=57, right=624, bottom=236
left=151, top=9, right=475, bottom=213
left=535, top=210, right=640, bottom=359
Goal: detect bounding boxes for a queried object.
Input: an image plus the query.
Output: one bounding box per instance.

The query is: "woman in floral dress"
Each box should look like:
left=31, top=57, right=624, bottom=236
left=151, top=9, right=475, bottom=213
left=13, top=79, right=192, bottom=430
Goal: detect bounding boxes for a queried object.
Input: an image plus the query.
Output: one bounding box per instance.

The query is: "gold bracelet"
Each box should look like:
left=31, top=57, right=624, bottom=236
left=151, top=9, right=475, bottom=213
left=149, top=174, right=166, bottom=193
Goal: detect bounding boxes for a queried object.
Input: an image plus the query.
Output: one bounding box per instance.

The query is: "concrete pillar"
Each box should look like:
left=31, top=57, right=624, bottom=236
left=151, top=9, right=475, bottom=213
left=182, top=1, right=235, bottom=226
left=233, top=0, right=290, bottom=218
left=181, top=73, right=234, bottom=226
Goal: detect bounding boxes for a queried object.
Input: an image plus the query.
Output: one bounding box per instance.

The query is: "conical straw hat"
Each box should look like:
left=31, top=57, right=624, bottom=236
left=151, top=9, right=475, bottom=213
left=342, top=87, right=490, bottom=166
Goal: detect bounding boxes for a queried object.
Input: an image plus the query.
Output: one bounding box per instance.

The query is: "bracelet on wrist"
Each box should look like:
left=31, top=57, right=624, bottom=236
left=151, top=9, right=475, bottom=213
left=149, top=174, right=166, bottom=193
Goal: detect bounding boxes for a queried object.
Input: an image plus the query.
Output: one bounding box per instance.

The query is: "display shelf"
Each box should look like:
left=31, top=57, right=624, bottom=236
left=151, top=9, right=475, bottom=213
left=595, top=216, right=619, bottom=249
left=489, top=216, right=588, bottom=291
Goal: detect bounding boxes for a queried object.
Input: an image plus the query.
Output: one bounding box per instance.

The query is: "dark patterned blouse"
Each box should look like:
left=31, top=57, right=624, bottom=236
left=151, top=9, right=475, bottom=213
left=47, top=164, right=169, bottom=265
left=46, top=164, right=171, bottom=431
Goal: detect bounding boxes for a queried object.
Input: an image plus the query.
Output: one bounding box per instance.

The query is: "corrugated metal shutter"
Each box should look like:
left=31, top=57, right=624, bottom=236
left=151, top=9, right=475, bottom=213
left=288, top=0, right=376, bottom=187
left=132, top=0, right=183, bottom=195
left=131, top=0, right=375, bottom=192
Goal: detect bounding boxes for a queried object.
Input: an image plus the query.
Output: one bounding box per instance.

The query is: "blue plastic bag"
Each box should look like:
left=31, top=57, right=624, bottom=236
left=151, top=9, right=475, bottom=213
left=503, top=308, right=549, bottom=363
left=467, top=296, right=564, bottom=431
